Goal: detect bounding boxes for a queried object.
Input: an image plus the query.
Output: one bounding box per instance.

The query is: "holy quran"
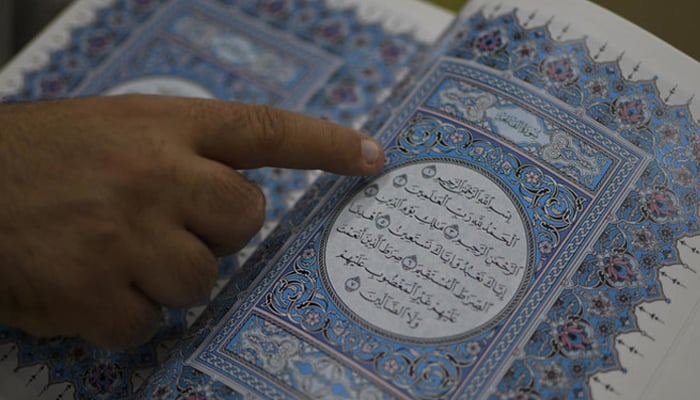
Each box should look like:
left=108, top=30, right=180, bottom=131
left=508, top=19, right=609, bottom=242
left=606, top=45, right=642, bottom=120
left=0, top=0, right=698, bottom=399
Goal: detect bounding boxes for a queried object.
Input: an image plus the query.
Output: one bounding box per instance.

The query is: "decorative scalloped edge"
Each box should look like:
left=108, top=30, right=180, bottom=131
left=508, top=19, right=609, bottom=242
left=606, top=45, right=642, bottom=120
left=0, top=0, right=453, bottom=99
left=0, top=0, right=108, bottom=97
left=470, top=1, right=700, bottom=122
left=0, top=1, right=697, bottom=399
left=483, top=9, right=700, bottom=399
left=588, top=236, right=700, bottom=400
left=326, top=0, right=453, bottom=41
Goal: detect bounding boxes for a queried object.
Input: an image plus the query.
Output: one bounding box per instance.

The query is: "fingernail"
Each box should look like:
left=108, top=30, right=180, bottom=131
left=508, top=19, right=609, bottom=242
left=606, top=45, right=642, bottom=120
left=361, top=139, right=380, bottom=164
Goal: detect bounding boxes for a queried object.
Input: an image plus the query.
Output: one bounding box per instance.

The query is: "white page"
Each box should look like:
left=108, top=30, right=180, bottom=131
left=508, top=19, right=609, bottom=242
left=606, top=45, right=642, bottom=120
left=460, top=1, right=700, bottom=399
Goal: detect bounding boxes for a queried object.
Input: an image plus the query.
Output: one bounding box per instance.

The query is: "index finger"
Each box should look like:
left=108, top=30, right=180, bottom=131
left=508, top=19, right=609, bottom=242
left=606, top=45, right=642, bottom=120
left=175, top=98, right=385, bottom=175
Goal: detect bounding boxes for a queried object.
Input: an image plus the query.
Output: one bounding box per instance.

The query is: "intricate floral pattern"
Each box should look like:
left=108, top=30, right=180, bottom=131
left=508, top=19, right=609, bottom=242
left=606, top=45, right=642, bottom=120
left=4, top=3, right=697, bottom=400
left=444, top=9, right=699, bottom=400
left=172, top=55, right=643, bottom=399
left=156, top=8, right=697, bottom=400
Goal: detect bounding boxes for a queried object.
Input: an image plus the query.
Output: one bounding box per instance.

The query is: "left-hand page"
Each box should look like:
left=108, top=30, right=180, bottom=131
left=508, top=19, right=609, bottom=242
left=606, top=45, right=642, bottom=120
left=0, top=1, right=454, bottom=399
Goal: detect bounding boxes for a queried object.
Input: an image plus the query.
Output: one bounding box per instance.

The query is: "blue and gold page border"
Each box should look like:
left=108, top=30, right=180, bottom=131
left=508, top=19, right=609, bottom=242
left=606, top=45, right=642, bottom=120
left=141, top=8, right=699, bottom=400
left=188, top=58, right=647, bottom=399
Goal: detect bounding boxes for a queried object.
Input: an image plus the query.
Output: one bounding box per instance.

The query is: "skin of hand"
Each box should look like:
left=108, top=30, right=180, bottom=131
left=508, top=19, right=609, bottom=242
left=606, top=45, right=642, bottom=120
left=0, top=94, right=384, bottom=350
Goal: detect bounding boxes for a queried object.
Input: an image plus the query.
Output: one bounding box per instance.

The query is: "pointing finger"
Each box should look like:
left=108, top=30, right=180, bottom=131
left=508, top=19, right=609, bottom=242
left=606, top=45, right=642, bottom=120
left=174, top=98, right=384, bottom=175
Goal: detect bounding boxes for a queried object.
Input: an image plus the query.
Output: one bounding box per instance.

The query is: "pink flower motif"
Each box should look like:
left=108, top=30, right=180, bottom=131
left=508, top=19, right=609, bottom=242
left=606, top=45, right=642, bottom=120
left=83, top=363, right=121, bottom=394
left=473, top=147, right=484, bottom=155
left=304, top=311, right=321, bottom=326
left=615, top=96, right=651, bottom=128
left=619, top=101, right=645, bottom=125
left=604, top=255, right=636, bottom=283
left=557, top=322, right=591, bottom=352
left=316, top=19, right=346, bottom=43
left=647, top=191, right=678, bottom=218
left=474, top=29, right=507, bottom=53
left=449, top=131, right=465, bottom=143
left=40, top=76, right=66, bottom=96
left=380, top=41, right=406, bottom=64
left=501, top=161, right=513, bottom=171
left=329, top=84, right=358, bottom=104
left=525, top=171, right=540, bottom=184
left=543, top=56, right=579, bottom=85
left=383, top=359, right=400, bottom=374
left=362, top=343, right=374, bottom=353
left=85, top=31, right=113, bottom=54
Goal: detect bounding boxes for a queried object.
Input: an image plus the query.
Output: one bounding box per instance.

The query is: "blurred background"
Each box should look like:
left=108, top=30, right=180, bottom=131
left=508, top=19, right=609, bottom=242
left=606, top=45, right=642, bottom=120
left=0, top=0, right=698, bottom=67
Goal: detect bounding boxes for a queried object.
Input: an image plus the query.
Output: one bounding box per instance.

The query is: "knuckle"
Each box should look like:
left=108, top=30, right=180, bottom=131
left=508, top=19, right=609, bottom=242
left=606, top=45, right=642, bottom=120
left=93, top=302, right=160, bottom=350
left=243, top=182, right=266, bottom=237
left=81, top=201, right=127, bottom=246
left=182, top=247, right=218, bottom=301
left=125, top=141, right=173, bottom=183
left=124, top=305, right=160, bottom=336
left=204, top=170, right=264, bottom=223
left=248, top=105, right=287, bottom=151
left=206, top=169, right=242, bottom=203
left=118, top=310, right=160, bottom=349
left=188, top=99, right=241, bottom=144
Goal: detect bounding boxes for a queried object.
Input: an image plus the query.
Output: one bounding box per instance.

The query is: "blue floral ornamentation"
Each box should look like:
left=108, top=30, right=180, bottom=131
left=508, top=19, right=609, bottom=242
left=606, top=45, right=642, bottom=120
left=613, top=95, right=652, bottom=129
left=128, top=7, right=700, bottom=400
left=554, top=320, right=595, bottom=357
left=445, top=10, right=699, bottom=400
left=542, top=55, right=580, bottom=87
left=475, top=29, right=508, bottom=54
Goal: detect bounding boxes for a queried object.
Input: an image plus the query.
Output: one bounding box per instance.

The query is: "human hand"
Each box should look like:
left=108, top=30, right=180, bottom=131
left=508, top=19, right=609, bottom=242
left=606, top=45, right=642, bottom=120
left=0, top=95, right=384, bottom=349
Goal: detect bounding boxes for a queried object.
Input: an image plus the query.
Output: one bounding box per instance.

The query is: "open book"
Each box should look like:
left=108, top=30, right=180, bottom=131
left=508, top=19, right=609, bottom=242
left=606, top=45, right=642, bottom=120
left=0, top=0, right=698, bottom=399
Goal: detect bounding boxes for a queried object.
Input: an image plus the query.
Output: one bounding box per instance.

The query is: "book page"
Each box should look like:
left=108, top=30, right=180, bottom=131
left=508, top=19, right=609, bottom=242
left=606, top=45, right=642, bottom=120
left=0, top=1, right=453, bottom=399
left=136, top=1, right=699, bottom=399
left=458, top=2, right=700, bottom=399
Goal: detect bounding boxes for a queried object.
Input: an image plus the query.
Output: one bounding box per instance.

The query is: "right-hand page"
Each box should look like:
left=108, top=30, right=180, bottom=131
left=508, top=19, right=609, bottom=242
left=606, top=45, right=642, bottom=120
left=438, top=1, right=700, bottom=398
left=148, top=1, right=700, bottom=399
